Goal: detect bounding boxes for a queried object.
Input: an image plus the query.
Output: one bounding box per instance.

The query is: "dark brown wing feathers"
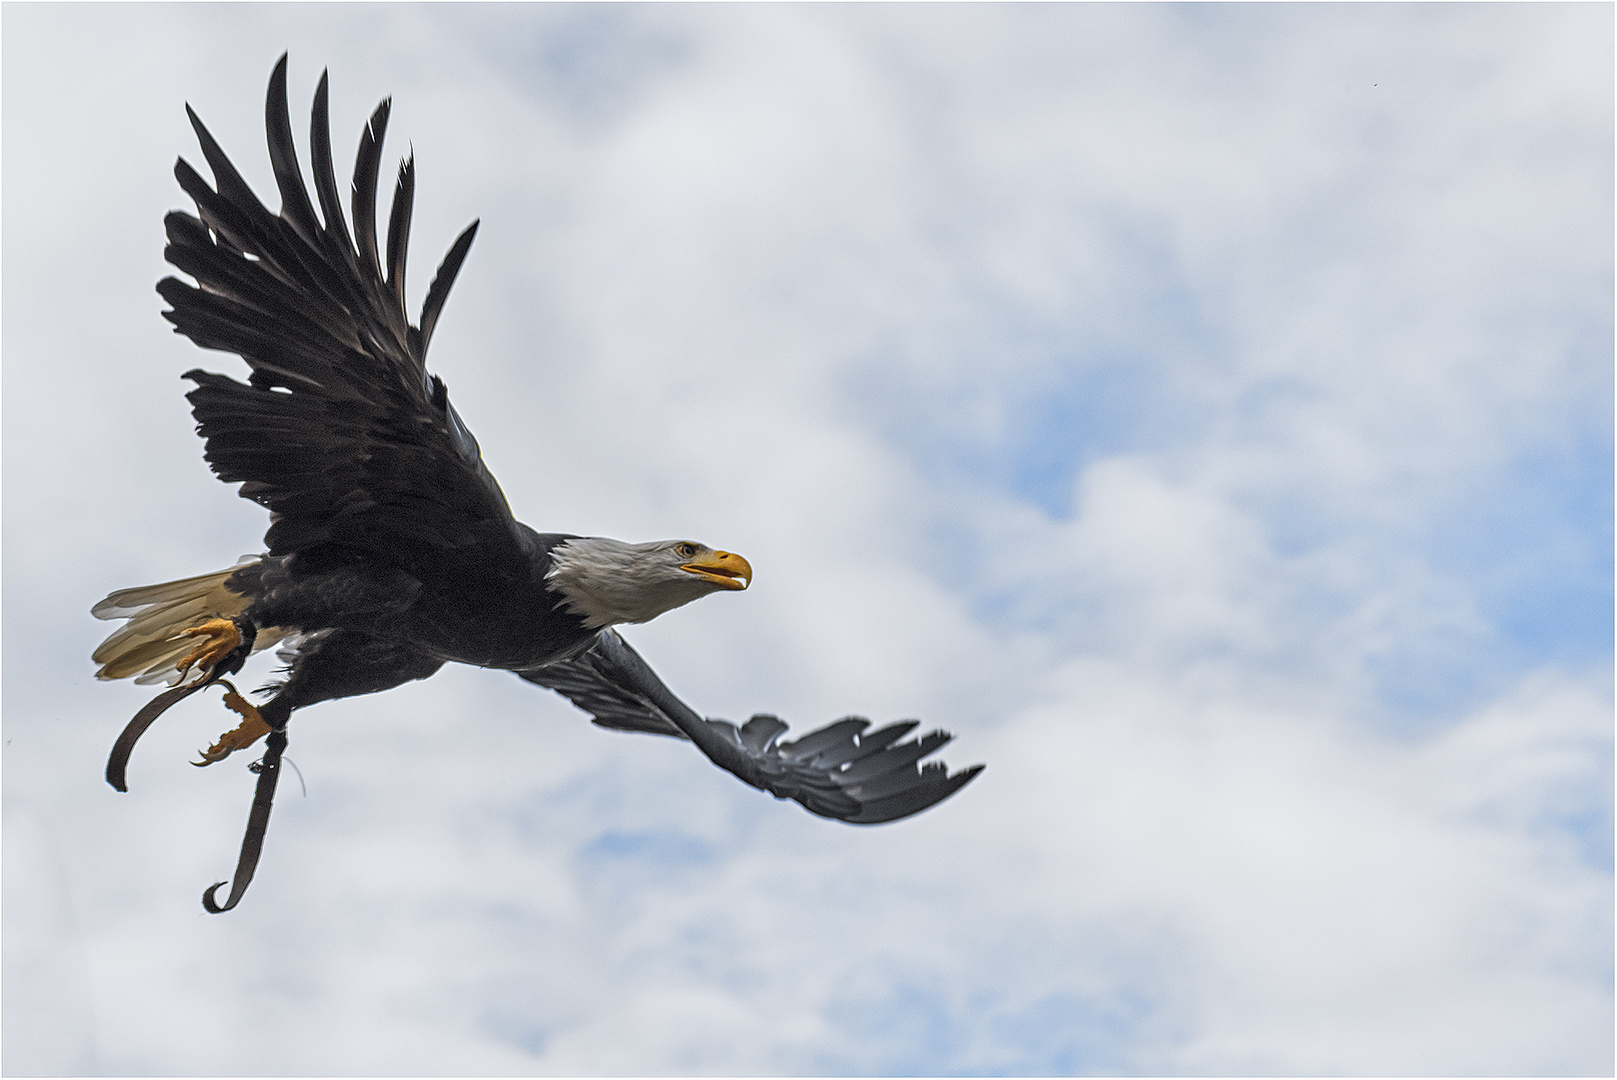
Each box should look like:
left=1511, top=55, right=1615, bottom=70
left=160, top=54, right=512, bottom=572
left=522, top=631, right=985, bottom=825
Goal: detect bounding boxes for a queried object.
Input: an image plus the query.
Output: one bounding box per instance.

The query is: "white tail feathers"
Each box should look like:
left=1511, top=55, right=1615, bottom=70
left=91, top=557, right=285, bottom=685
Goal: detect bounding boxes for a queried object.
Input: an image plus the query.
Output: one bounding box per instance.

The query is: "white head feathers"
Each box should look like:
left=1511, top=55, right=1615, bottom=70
left=545, top=537, right=750, bottom=630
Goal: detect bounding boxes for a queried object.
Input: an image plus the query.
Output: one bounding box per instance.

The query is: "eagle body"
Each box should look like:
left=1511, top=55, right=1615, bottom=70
left=224, top=534, right=638, bottom=672
left=220, top=530, right=748, bottom=723
left=92, top=56, right=982, bottom=912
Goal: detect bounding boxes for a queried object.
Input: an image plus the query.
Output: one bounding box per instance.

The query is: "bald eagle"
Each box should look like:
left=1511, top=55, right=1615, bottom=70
left=92, top=56, right=982, bottom=913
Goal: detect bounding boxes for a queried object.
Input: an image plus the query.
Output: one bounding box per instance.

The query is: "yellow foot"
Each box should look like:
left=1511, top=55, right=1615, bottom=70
left=174, top=617, right=242, bottom=680
left=193, top=688, right=271, bottom=766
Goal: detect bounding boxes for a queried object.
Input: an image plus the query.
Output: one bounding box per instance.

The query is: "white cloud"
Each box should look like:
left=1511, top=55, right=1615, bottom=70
left=3, top=4, right=1609, bottom=1076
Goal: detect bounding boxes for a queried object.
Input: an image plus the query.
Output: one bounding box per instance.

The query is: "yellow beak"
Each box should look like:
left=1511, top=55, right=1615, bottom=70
left=680, top=549, right=751, bottom=591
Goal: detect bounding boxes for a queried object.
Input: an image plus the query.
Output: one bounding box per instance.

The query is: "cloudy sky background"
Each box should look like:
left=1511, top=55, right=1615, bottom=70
left=3, top=4, right=1611, bottom=1075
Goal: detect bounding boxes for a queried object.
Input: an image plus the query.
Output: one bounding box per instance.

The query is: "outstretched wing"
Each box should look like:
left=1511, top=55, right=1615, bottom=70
left=160, top=54, right=523, bottom=578
left=520, top=631, right=984, bottom=824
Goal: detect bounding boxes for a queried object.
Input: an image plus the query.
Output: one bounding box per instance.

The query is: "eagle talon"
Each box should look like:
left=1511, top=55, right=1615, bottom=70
left=174, top=617, right=244, bottom=681
left=193, top=686, right=271, bottom=766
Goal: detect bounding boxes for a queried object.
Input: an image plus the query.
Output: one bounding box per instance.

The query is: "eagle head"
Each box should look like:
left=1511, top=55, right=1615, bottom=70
left=546, top=537, right=751, bottom=629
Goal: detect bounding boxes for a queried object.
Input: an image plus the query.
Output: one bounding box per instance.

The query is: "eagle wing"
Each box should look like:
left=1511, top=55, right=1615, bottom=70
left=160, top=55, right=523, bottom=578
left=520, top=630, right=985, bottom=825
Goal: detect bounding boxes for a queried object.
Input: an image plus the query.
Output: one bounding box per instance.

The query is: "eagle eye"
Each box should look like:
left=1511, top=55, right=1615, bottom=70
left=677, top=543, right=698, bottom=559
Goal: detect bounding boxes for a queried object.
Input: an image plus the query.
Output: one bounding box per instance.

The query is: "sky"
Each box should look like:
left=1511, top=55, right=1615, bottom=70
left=2, top=4, right=1611, bottom=1075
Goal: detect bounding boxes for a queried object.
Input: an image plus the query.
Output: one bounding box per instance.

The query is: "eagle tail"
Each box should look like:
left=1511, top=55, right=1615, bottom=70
left=91, top=558, right=281, bottom=685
